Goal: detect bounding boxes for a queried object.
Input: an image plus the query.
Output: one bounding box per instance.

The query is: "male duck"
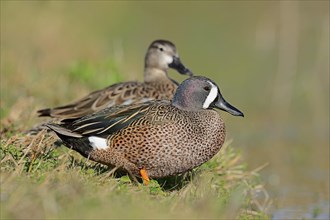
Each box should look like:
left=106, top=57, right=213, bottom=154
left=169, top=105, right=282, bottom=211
left=38, top=40, right=193, bottom=119
left=47, top=76, right=243, bottom=184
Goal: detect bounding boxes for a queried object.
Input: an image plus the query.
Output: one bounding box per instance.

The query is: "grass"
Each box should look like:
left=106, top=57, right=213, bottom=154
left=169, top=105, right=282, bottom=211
left=1, top=54, right=270, bottom=219
left=1, top=2, right=329, bottom=219
left=0, top=125, right=270, bottom=219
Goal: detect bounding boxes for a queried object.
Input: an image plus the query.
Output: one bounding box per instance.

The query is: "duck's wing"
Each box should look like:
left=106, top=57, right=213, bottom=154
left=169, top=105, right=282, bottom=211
left=37, top=81, right=159, bottom=119
left=56, top=100, right=170, bottom=138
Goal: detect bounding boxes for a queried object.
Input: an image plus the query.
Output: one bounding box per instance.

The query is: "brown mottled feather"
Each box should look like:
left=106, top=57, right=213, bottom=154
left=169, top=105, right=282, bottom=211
left=48, top=100, right=225, bottom=178
left=47, top=76, right=243, bottom=180
left=38, top=81, right=177, bottom=119
left=37, top=39, right=192, bottom=120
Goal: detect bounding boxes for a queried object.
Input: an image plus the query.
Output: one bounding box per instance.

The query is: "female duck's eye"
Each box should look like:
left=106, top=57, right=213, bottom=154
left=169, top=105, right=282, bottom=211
left=204, top=86, right=210, bottom=91
left=159, top=47, right=164, bottom=52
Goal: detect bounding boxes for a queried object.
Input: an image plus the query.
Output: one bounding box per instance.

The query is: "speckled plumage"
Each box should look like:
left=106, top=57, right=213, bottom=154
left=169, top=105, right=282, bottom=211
left=38, top=39, right=193, bottom=119
left=48, top=76, right=244, bottom=180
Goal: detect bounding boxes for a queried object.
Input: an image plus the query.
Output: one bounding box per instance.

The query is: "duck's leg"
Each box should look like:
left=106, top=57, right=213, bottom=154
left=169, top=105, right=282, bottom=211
left=122, top=162, right=152, bottom=185
left=120, top=161, right=150, bottom=185
left=115, top=159, right=140, bottom=184
left=140, top=169, right=150, bottom=185
left=92, top=150, right=149, bottom=185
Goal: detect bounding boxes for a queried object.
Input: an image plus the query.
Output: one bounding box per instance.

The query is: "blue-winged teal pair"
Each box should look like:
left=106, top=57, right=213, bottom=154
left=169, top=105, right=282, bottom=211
left=42, top=40, right=244, bottom=185
left=47, top=76, right=243, bottom=184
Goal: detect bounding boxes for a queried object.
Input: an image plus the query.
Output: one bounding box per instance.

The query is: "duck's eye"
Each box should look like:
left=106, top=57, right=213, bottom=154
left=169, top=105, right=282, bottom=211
left=204, top=86, right=210, bottom=91
left=159, top=47, right=164, bottom=52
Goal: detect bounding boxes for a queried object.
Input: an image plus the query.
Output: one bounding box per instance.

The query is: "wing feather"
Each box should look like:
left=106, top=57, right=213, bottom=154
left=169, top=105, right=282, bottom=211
left=60, top=101, right=161, bottom=137
left=38, top=82, right=146, bottom=119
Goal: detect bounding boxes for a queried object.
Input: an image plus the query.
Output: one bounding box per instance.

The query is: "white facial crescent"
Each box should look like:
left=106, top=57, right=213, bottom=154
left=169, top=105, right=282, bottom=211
left=202, top=82, right=219, bottom=109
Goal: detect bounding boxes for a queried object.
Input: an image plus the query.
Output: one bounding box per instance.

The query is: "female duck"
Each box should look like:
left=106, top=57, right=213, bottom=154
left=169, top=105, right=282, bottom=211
left=38, top=39, right=193, bottom=119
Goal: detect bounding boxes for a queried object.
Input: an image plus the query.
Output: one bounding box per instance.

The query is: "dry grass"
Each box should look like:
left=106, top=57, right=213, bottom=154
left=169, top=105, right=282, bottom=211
left=0, top=52, right=271, bottom=218
left=1, top=2, right=329, bottom=218
left=1, top=114, right=271, bottom=219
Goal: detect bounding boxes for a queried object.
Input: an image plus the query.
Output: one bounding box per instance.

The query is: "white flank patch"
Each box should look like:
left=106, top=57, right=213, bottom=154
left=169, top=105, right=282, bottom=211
left=202, top=82, right=219, bottom=109
left=88, top=136, right=108, bottom=150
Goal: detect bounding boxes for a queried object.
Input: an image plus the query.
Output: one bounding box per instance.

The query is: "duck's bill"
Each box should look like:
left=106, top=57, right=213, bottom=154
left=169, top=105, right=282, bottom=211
left=214, top=95, right=244, bottom=117
left=169, top=57, right=193, bottom=76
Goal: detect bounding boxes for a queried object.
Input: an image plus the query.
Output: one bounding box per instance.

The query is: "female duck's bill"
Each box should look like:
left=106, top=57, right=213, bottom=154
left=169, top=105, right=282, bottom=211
left=169, top=56, right=193, bottom=76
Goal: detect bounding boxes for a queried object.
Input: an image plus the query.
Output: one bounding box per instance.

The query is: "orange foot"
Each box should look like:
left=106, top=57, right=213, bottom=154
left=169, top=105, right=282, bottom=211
left=140, top=169, right=150, bottom=185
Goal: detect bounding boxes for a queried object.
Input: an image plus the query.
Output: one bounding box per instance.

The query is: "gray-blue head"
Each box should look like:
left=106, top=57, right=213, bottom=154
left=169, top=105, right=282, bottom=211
left=172, top=76, right=244, bottom=116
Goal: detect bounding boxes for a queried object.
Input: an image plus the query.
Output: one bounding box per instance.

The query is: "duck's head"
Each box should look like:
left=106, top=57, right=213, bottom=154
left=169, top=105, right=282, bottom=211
left=145, top=40, right=193, bottom=77
left=172, top=76, right=244, bottom=117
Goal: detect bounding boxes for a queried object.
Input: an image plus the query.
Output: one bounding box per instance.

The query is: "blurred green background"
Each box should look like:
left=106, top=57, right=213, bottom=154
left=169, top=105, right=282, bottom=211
left=1, top=1, right=329, bottom=218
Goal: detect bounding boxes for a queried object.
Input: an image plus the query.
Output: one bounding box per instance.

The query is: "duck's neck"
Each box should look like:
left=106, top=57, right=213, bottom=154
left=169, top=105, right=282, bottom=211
left=144, top=67, right=172, bottom=83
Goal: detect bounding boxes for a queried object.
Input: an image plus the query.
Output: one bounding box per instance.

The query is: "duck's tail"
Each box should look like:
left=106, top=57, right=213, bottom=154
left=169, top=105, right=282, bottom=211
left=47, top=124, right=93, bottom=158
